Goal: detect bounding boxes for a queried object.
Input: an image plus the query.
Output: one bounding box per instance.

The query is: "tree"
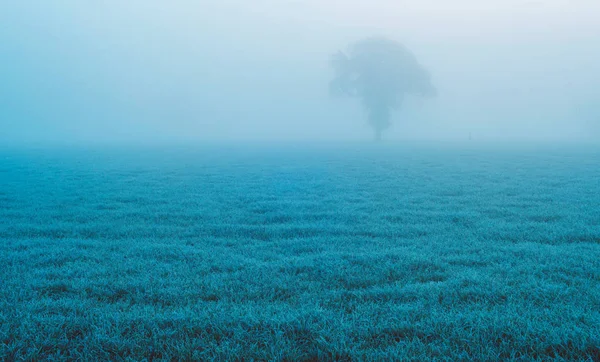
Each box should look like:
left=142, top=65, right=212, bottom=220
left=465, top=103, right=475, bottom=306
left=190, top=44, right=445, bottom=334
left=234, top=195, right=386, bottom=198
left=329, top=37, right=436, bottom=141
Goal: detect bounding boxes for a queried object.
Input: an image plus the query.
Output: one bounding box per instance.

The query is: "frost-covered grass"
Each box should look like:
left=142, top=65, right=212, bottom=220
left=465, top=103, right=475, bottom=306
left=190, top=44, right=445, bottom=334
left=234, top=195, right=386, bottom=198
left=1, top=143, right=599, bottom=361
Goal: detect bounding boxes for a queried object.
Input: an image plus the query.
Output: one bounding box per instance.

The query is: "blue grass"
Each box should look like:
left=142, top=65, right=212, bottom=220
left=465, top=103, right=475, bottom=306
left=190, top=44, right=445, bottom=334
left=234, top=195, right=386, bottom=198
left=1, top=143, right=599, bottom=360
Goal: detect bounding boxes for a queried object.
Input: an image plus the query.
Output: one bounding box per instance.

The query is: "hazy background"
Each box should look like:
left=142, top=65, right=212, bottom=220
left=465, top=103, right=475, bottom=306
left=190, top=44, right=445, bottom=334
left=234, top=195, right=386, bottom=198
left=1, top=0, right=599, bottom=145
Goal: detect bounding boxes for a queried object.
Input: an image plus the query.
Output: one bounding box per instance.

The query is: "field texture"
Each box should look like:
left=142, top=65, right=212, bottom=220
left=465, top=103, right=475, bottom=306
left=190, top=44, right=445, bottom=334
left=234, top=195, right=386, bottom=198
left=1, top=144, right=599, bottom=361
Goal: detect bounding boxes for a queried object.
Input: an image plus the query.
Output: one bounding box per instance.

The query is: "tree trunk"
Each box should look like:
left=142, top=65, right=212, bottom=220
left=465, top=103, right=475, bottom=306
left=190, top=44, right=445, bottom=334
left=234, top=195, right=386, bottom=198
left=374, top=128, right=382, bottom=142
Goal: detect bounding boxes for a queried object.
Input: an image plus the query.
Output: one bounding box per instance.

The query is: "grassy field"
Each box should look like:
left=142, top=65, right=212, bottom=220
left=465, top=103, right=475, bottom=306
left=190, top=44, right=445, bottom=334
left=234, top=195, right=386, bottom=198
left=1, top=143, right=599, bottom=361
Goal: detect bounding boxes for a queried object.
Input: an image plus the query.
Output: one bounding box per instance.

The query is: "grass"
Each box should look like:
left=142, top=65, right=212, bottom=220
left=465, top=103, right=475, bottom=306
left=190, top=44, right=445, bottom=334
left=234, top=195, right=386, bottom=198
left=0, top=143, right=599, bottom=361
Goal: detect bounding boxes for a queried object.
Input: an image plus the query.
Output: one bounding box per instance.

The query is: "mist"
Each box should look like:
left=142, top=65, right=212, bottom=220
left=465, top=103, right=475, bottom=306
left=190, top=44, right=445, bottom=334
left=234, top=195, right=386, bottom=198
left=3, top=3, right=600, bottom=359
left=1, top=0, right=599, bottom=145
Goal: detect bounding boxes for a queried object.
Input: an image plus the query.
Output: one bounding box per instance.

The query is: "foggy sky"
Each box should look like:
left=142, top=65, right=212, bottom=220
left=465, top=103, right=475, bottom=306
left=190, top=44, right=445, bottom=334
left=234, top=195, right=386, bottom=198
left=1, top=1, right=599, bottom=144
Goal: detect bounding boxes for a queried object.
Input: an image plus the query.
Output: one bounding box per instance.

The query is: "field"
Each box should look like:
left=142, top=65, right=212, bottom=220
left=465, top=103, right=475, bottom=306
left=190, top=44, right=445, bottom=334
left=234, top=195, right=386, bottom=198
left=1, top=143, right=599, bottom=361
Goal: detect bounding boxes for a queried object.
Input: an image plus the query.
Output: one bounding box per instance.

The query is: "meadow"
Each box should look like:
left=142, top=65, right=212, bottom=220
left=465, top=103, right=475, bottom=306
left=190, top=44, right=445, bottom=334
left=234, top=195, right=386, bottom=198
left=0, top=143, right=599, bottom=361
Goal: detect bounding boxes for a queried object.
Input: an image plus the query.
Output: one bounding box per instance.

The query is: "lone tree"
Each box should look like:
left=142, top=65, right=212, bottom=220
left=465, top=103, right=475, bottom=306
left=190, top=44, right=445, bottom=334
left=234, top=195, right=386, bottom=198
left=329, top=37, right=436, bottom=141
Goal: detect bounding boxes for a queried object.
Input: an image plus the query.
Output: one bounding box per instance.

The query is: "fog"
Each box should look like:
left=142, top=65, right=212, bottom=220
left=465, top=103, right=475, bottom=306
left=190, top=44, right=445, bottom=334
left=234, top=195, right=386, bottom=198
left=1, top=1, right=599, bottom=145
